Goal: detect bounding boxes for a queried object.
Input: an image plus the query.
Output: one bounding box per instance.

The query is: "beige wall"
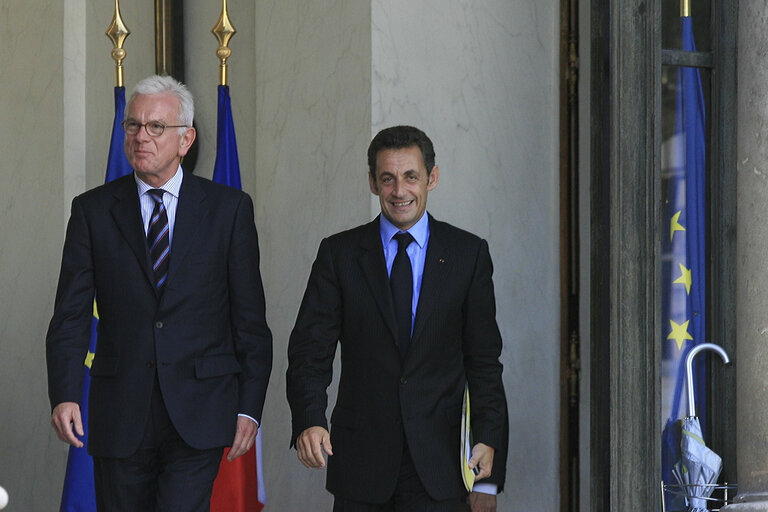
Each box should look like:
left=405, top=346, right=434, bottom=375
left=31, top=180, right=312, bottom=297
left=251, top=1, right=372, bottom=509
left=0, top=2, right=66, bottom=510
left=0, top=1, right=558, bottom=510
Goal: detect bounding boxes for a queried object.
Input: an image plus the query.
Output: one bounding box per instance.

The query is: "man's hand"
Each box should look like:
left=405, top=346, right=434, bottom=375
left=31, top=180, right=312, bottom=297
left=467, top=491, right=497, bottom=512
left=228, top=416, right=258, bottom=461
left=468, top=442, right=495, bottom=481
left=51, top=402, right=84, bottom=448
left=296, top=426, right=333, bottom=468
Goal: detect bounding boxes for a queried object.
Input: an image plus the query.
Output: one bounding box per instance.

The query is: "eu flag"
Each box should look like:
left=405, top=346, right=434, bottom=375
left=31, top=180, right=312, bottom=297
left=59, top=87, right=132, bottom=511
left=209, top=85, right=266, bottom=512
left=211, top=85, right=242, bottom=190
left=660, top=14, right=707, bottom=509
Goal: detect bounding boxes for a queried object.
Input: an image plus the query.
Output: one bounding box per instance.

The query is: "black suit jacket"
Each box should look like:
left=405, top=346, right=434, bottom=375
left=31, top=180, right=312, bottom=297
left=287, top=215, right=507, bottom=503
left=47, top=171, right=272, bottom=458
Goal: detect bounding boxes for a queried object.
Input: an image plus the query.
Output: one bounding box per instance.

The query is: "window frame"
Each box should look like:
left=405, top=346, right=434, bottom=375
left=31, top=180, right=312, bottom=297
left=587, top=0, right=737, bottom=509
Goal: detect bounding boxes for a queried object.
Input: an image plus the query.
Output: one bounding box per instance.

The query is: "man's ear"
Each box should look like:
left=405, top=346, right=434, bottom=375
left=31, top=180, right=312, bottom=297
left=178, top=127, right=197, bottom=157
left=368, top=172, right=380, bottom=196
left=427, top=165, right=440, bottom=191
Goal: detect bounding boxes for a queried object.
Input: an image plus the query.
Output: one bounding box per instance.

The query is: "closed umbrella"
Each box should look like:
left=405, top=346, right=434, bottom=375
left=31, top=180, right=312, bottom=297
left=672, top=343, right=730, bottom=511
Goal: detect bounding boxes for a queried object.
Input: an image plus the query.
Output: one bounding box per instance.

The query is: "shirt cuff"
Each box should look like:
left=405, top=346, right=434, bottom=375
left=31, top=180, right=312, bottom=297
left=238, top=413, right=259, bottom=427
left=472, top=483, right=498, bottom=495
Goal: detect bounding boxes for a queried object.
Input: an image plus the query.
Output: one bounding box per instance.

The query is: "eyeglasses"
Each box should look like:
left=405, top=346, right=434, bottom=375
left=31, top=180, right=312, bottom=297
left=122, top=119, right=189, bottom=137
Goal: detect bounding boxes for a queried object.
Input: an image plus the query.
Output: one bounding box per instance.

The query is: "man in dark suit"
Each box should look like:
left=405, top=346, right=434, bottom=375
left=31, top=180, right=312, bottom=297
left=47, top=75, right=272, bottom=512
left=287, top=125, right=508, bottom=511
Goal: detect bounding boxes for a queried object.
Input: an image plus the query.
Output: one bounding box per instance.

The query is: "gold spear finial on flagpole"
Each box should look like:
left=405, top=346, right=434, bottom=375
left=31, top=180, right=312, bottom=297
left=105, top=0, right=131, bottom=87
left=212, top=0, right=236, bottom=86
left=681, top=0, right=690, bottom=17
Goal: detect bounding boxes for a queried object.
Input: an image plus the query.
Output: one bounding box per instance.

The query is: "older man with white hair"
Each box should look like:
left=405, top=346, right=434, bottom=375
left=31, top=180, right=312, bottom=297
left=47, top=75, right=272, bottom=512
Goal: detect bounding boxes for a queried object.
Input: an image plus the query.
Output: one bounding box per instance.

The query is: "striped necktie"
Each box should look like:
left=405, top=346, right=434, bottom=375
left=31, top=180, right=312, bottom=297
left=147, top=189, right=170, bottom=290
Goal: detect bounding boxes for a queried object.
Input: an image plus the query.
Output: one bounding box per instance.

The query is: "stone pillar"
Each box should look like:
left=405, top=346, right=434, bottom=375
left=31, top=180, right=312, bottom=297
left=723, top=1, right=768, bottom=510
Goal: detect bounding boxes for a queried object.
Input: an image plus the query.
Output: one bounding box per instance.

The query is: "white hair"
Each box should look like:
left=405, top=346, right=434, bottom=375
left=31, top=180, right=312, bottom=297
left=126, top=75, right=194, bottom=132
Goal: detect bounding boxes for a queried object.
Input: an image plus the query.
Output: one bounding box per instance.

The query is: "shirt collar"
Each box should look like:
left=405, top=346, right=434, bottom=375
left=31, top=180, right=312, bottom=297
left=379, top=211, right=429, bottom=249
left=134, top=165, right=184, bottom=198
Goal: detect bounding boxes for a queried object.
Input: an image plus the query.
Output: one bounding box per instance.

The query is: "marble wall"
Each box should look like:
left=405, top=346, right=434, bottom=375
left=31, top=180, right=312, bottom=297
left=1, top=2, right=68, bottom=510
left=252, top=1, right=372, bottom=509
left=0, top=1, right=558, bottom=510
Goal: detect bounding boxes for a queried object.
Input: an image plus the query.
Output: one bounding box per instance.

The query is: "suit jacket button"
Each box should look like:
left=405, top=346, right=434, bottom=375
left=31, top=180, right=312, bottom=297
left=146, top=361, right=155, bottom=368
left=400, top=376, right=407, bottom=385
left=155, top=321, right=164, bottom=329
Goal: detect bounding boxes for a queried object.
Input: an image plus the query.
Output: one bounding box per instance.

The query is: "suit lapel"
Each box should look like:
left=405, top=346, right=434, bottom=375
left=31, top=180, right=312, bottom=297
left=110, top=175, right=154, bottom=288
left=412, top=215, right=450, bottom=344
left=358, top=217, right=399, bottom=343
left=166, top=172, right=207, bottom=287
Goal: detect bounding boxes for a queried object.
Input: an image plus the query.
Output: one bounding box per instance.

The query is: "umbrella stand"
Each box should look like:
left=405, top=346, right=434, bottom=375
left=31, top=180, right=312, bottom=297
left=662, top=481, right=738, bottom=511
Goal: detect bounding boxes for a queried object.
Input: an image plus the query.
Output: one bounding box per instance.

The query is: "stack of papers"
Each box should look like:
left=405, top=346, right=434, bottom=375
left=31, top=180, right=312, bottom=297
left=460, top=383, right=476, bottom=492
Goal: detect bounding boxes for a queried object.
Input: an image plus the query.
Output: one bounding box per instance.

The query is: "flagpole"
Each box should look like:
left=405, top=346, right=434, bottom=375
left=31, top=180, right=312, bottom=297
left=681, top=0, right=690, bottom=18
left=209, top=5, right=265, bottom=510
left=212, top=0, right=236, bottom=86
left=105, top=0, right=131, bottom=87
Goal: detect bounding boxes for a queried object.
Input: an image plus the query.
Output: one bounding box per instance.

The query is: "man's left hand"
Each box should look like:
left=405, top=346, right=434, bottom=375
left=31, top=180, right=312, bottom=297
left=228, top=416, right=258, bottom=461
left=468, top=442, right=495, bottom=480
left=467, top=491, right=497, bottom=512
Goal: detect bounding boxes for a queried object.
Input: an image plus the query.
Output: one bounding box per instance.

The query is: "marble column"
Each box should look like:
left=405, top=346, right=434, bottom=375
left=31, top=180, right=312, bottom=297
left=723, top=1, right=768, bottom=510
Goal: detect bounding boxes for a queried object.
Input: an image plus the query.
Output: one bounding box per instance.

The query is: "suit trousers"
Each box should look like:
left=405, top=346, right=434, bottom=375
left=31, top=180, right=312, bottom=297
left=332, top=445, right=470, bottom=512
left=93, top=375, right=224, bottom=512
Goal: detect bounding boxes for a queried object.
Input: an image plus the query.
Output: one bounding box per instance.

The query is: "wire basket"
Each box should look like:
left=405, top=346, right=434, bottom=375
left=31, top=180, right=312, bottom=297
left=661, top=482, right=738, bottom=511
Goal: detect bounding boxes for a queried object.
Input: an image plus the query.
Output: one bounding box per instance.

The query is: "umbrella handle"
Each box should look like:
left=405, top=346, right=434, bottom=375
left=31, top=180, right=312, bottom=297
left=685, top=343, right=730, bottom=418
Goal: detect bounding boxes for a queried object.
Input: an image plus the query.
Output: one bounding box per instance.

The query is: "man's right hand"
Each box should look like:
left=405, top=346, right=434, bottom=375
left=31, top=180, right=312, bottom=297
left=51, top=402, right=84, bottom=448
left=296, top=426, right=333, bottom=468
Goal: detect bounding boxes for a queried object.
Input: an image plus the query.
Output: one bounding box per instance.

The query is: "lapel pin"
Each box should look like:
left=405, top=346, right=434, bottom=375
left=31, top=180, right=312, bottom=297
left=439, top=258, right=445, bottom=263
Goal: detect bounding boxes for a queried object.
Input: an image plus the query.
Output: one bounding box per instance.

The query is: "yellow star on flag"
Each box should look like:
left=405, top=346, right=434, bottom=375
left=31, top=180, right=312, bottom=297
left=670, top=211, right=685, bottom=241
left=673, top=263, right=692, bottom=295
left=85, top=351, right=95, bottom=369
left=667, top=319, right=693, bottom=350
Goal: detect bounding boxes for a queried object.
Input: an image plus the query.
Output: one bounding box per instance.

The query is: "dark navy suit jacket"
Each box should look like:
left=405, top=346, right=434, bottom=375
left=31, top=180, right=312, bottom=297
left=47, top=171, right=272, bottom=458
left=287, top=215, right=507, bottom=503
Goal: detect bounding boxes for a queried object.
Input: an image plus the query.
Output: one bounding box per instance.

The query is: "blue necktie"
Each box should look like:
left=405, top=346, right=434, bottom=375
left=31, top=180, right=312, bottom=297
left=147, top=189, right=170, bottom=290
left=390, top=232, right=414, bottom=357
